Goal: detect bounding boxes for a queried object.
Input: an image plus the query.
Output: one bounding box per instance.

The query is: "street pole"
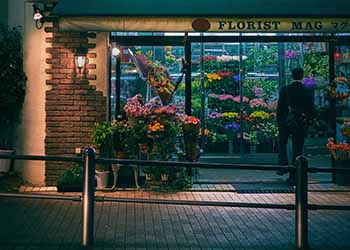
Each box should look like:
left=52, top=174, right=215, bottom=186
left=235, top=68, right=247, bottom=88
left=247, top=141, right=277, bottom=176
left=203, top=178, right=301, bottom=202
left=295, top=155, right=308, bottom=250
left=82, top=147, right=96, bottom=249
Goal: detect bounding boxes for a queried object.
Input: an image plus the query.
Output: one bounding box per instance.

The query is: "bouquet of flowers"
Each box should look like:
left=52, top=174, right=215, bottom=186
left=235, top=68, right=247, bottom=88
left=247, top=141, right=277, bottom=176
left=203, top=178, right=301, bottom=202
left=183, top=116, right=201, bottom=161
left=147, top=66, right=175, bottom=105
left=123, top=94, right=147, bottom=118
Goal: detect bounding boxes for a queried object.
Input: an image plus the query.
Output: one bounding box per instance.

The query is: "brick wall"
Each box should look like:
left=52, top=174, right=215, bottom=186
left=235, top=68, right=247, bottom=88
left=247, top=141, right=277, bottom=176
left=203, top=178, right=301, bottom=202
left=44, top=23, right=107, bottom=185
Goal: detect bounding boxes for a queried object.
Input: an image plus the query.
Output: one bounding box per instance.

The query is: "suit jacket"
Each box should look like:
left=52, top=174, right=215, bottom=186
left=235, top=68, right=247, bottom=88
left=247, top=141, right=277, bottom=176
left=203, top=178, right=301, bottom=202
left=276, top=81, right=315, bottom=127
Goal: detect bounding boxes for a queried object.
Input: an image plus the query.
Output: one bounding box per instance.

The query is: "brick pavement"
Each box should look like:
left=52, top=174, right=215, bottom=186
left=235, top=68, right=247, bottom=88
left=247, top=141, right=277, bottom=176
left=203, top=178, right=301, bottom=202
left=0, top=189, right=350, bottom=250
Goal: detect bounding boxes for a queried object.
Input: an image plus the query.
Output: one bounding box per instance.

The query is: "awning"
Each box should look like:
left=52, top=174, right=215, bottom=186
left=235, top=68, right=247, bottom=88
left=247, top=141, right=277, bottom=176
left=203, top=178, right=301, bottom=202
left=52, top=0, right=350, bottom=32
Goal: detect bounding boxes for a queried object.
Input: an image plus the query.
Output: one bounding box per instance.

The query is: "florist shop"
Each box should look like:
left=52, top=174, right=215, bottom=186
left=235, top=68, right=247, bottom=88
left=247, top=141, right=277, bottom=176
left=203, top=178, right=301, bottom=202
left=9, top=0, right=350, bottom=186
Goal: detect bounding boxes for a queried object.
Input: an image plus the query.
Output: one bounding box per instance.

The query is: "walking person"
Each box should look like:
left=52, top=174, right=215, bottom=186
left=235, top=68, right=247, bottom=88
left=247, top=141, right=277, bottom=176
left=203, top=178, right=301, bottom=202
left=276, top=68, right=314, bottom=185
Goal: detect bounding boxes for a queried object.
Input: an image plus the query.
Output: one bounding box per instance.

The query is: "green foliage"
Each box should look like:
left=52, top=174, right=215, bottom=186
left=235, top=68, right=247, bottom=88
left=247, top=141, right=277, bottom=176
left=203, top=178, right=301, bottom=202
left=56, top=165, right=83, bottom=186
left=247, top=131, right=259, bottom=145
left=112, top=120, right=131, bottom=153
left=208, top=132, right=228, bottom=144
left=191, top=79, right=203, bottom=115
left=303, top=52, right=329, bottom=80
left=206, top=76, right=236, bottom=95
left=244, top=46, right=278, bottom=72
left=0, top=25, right=27, bottom=149
left=90, top=121, right=114, bottom=158
left=204, top=58, right=239, bottom=74
left=243, top=79, right=279, bottom=100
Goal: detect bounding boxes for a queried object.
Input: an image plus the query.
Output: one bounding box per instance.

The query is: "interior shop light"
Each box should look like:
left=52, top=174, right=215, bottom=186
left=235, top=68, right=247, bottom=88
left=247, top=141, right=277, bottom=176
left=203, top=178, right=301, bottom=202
left=112, top=47, right=121, bottom=57
left=334, top=48, right=342, bottom=61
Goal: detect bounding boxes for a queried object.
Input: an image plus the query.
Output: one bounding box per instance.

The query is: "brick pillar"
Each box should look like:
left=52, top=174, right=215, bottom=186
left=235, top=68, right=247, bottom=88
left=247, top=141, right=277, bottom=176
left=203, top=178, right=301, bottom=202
left=44, top=24, right=107, bottom=185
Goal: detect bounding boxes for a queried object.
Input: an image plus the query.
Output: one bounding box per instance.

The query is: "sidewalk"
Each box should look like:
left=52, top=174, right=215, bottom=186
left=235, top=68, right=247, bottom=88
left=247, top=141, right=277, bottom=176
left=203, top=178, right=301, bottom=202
left=1, top=188, right=350, bottom=250
left=197, top=154, right=332, bottom=183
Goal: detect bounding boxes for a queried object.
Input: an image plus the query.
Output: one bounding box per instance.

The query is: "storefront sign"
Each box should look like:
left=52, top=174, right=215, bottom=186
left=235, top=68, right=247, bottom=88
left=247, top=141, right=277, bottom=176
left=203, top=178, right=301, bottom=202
left=206, top=18, right=350, bottom=32
left=59, top=16, right=350, bottom=33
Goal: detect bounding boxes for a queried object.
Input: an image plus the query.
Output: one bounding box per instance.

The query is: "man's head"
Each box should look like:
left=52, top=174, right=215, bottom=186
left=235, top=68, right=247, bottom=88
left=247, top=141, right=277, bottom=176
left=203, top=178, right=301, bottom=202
left=292, top=68, right=304, bottom=80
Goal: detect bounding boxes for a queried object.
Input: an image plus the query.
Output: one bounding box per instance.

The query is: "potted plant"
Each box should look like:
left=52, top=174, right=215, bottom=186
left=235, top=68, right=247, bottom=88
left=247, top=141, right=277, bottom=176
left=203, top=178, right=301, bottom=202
left=0, top=25, right=27, bottom=174
left=112, top=120, right=131, bottom=157
left=90, top=121, right=114, bottom=188
left=56, top=165, right=83, bottom=192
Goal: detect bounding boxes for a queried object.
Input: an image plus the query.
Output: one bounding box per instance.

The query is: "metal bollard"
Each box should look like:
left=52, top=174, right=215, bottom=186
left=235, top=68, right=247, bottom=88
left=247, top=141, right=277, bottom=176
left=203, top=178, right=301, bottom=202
left=82, top=147, right=96, bottom=249
left=295, top=155, right=309, bottom=250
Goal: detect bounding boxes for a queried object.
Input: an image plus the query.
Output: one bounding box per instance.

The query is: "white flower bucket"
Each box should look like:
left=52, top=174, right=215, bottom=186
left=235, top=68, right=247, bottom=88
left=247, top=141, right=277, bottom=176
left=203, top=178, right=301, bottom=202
left=95, top=171, right=110, bottom=188
left=0, top=149, right=14, bottom=175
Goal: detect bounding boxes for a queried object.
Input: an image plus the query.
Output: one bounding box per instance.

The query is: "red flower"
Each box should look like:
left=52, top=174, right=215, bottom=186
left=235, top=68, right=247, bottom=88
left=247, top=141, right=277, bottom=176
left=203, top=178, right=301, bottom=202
left=186, top=116, right=200, bottom=125
left=217, top=71, right=233, bottom=77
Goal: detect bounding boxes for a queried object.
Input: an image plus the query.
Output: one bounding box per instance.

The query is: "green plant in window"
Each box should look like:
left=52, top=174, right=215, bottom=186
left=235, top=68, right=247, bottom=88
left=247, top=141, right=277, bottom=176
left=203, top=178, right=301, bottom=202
left=303, top=52, right=328, bottom=80
left=245, top=46, right=278, bottom=72
left=208, top=132, right=228, bottom=144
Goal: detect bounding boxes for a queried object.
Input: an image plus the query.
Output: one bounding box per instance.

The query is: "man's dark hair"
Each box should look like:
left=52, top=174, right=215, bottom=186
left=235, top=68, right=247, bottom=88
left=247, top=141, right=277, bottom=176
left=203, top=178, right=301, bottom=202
left=292, top=68, right=304, bottom=80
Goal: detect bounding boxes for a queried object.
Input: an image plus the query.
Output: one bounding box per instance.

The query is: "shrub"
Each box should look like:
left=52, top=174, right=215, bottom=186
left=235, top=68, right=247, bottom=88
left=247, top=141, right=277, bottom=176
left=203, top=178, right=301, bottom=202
left=0, top=25, right=27, bottom=149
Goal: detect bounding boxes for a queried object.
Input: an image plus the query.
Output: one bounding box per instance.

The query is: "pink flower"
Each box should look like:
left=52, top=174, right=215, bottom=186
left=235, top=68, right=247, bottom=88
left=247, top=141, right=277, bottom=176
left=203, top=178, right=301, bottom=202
left=208, top=93, right=218, bottom=98
left=249, top=98, right=268, bottom=109
left=208, top=112, right=222, bottom=119
left=233, top=96, right=249, bottom=103
left=218, top=94, right=234, bottom=101
left=203, top=56, right=217, bottom=61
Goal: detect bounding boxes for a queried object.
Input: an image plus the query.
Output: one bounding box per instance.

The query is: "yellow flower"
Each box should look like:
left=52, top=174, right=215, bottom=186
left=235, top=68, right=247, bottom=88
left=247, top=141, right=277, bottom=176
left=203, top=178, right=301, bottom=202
left=250, top=111, right=270, bottom=120
left=206, top=73, right=222, bottom=83
left=222, top=112, right=239, bottom=119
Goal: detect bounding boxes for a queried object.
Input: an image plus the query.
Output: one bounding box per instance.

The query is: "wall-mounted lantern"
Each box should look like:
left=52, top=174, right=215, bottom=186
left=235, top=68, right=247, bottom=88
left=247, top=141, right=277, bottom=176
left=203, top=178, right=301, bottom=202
left=32, top=4, right=44, bottom=29
left=32, top=3, right=55, bottom=30
left=75, top=47, right=88, bottom=70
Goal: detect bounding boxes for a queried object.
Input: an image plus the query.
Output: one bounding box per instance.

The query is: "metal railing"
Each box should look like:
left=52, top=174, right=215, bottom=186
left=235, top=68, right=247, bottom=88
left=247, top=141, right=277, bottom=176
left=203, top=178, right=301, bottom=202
left=1, top=147, right=350, bottom=250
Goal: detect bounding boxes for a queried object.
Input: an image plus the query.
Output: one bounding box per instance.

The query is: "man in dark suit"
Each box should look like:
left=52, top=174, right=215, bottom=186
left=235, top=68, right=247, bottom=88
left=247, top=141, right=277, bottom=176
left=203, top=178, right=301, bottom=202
left=276, top=68, right=314, bottom=185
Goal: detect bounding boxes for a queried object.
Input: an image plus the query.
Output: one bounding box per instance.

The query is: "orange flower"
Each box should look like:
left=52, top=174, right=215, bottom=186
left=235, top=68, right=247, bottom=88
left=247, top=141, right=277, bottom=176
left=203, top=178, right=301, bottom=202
left=148, top=121, right=164, bottom=132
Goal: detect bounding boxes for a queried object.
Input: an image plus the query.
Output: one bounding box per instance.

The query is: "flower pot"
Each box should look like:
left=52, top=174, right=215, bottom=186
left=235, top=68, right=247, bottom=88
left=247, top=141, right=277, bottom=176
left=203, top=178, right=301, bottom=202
left=95, top=170, right=110, bottom=188
left=0, top=149, right=14, bottom=175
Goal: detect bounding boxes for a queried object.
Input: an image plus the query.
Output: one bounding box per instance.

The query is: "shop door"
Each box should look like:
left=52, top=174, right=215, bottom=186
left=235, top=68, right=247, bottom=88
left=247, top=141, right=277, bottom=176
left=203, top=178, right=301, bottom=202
left=195, top=41, right=330, bottom=157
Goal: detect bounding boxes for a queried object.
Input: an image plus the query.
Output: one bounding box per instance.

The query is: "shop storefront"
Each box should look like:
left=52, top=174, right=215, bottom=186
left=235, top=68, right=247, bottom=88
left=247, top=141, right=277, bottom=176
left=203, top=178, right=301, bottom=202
left=14, top=0, right=350, bottom=185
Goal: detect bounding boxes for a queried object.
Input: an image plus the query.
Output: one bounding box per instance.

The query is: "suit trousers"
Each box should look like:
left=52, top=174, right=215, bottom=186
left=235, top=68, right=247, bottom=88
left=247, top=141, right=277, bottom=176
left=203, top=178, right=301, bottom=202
left=278, top=126, right=306, bottom=180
